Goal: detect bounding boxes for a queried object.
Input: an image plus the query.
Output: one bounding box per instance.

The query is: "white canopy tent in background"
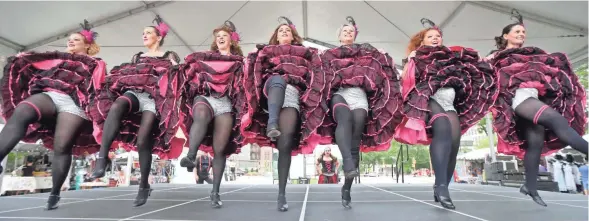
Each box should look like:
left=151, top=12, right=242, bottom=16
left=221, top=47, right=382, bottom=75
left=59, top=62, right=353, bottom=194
left=0, top=1, right=586, bottom=72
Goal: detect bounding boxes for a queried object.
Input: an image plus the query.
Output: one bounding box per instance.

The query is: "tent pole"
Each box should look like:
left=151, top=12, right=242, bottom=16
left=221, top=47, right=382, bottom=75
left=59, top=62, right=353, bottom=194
left=485, top=114, right=496, bottom=162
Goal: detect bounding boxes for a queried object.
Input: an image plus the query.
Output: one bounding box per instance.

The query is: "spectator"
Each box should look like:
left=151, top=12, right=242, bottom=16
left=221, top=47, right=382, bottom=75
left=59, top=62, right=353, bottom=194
left=194, top=153, right=213, bottom=184
left=564, top=154, right=580, bottom=193
left=578, top=156, right=588, bottom=195
left=552, top=155, right=568, bottom=193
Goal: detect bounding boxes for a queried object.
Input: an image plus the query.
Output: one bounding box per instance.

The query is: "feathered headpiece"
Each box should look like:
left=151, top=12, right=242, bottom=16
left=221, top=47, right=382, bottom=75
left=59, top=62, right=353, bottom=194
left=152, top=15, right=169, bottom=38
left=79, top=19, right=98, bottom=43
left=223, top=20, right=241, bottom=42
left=420, top=18, right=442, bottom=37
left=346, top=16, right=359, bottom=37
left=510, top=9, right=524, bottom=27
left=278, top=16, right=296, bottom=31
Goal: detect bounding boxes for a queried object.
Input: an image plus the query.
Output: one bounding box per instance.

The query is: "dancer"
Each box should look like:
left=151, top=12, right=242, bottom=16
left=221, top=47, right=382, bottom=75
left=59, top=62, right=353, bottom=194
left=316, top=147, right=339, bottom=184
left=87, top=15, right=185, bottom=207
left=486, top=9, right=587, bottom=206
left=394, top=18, right=498, bottom=210
left=0, top=20, right=106, bottom=210
left=178, top=21, right=245, bottom=208
left=319, top=16, right=402, bottom=209
left=240, top=16, right=328, bottom=211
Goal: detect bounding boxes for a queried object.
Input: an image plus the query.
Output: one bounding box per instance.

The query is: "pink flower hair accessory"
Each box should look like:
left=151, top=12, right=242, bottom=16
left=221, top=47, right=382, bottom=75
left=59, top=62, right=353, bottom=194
left=79, top=19, right=98, bottom=43
left=278, top=16, right=296, bottom=31
left=224, top=20, right=241, bottom=42
left=153, top=15, right=169, bottom=38
left=346, top=16, right=359, bottom=37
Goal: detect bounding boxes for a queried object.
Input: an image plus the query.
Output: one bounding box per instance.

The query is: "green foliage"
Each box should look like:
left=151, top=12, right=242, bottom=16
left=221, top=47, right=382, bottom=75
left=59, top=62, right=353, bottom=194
left=360, top=141, right=431, bottom=174
left=475, top=137, right=490, bottom=150
left=477, top=116, right=488, bottom=136
left=6, top=152, right=16, bottom=165
left=574, top=64, right=588, bottom=134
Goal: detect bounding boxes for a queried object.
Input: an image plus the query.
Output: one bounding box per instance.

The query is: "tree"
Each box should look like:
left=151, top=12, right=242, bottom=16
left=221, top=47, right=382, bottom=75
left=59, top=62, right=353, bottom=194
left=477, top=115, right=488, bottom=136
left=359, top=141, right=430, bottom=174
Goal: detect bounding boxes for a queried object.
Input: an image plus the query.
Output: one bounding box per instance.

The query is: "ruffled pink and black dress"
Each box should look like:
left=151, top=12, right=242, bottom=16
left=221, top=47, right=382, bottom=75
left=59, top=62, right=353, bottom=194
left=239, top=44, right=329, bottom=155
left=1, top=51, right=107, bottom=155
left=179, top=51, right=245, bottom=156
left=319, top=43, right=403, bottom=152
left=488, top=46, right=587, bottom=158
left=394, top=45, right=498, bottom=145
left=87, top=51, right=185, bottom=159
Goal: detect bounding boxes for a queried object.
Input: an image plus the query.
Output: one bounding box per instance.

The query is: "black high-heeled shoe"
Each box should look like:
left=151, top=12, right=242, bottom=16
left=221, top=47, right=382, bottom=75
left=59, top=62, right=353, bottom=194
left=45, top=195, right=60, bottom=210
left=519, top=185, right=547, bottom=207
left=180, top=156, right=196, bottom=172
left=133, top=187, right=153, bottom=207
left=266, top=123, right=281, bottom=139
left=341, top=187, right=352, bottom=209
left=89, top=157, right=109, bottom=179
left=277, top=194, right=288, bottom=212
left=342, top=158, right=359, bottom=179
left=433, top=184, right=455, bottom=210
left=210, top=192, right=223, bottom=208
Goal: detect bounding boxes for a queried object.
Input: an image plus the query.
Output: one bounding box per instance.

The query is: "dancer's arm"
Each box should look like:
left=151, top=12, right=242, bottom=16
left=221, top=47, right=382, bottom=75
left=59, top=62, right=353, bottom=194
left=400, top=50, right=416, bottom=79
left=166, top=51, right=181, bottom=65
left=315, top=158, right=322, bottom=175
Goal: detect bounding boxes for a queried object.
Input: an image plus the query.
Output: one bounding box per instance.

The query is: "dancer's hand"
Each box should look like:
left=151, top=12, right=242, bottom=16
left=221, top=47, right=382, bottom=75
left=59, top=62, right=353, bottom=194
left=320, top=100, right=329, bottom=112
left=408, top=50, right=416, bottom=59
left=484, top=53, right=495, bottom=62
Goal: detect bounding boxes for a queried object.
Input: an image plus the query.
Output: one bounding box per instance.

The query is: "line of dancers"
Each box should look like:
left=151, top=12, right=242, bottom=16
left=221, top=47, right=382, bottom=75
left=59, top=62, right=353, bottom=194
left=0, top=9, right=586, bottom=212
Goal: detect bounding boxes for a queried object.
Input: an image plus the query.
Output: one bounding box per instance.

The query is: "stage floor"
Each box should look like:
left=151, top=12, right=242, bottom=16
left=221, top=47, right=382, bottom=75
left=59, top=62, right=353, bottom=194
left=0, top=183, right=586, bottom=221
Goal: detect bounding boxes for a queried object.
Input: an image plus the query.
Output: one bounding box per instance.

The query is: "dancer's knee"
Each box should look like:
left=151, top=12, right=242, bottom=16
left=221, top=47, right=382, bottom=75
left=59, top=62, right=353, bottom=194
left=193, top=106, right=212, bottom=122
left=333, top=104, right=352, bottom=124
left=111, top=97, right=132, bottom=115
left=135, top=137, right=154, bottom=153
left=213, top=149, right=225, bottom=159
left=52, top=141, right=72, bottom=155
left=277, top=144, right=292, bottom=156
left=265, top=75, right=286, bottom=92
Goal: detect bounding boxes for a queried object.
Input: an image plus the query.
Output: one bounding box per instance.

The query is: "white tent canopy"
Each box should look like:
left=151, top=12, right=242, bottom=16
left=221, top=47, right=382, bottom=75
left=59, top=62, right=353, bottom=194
left=0, top=1, right=587, bottom=70
left=457, top=148, right=493, bottom=161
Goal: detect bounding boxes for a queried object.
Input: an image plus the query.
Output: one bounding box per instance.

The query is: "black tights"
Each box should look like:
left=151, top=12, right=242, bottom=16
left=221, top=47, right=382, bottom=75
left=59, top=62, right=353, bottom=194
left=184, top=97, right=233, bottom=193
left=0, top=94, right=86, bottom=196
left=330, top=95, right=367, bottom=190
left=275, top=108, right=298, bottom=195
left=96, top=93, right=156, bottom=189
left=265, top=76, right=298, bottom=195
left=427, top=100, right=461, bottom=189
left=445, top=111, right=461, bottom=185
left=515, top=98, right=588, bottom=194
